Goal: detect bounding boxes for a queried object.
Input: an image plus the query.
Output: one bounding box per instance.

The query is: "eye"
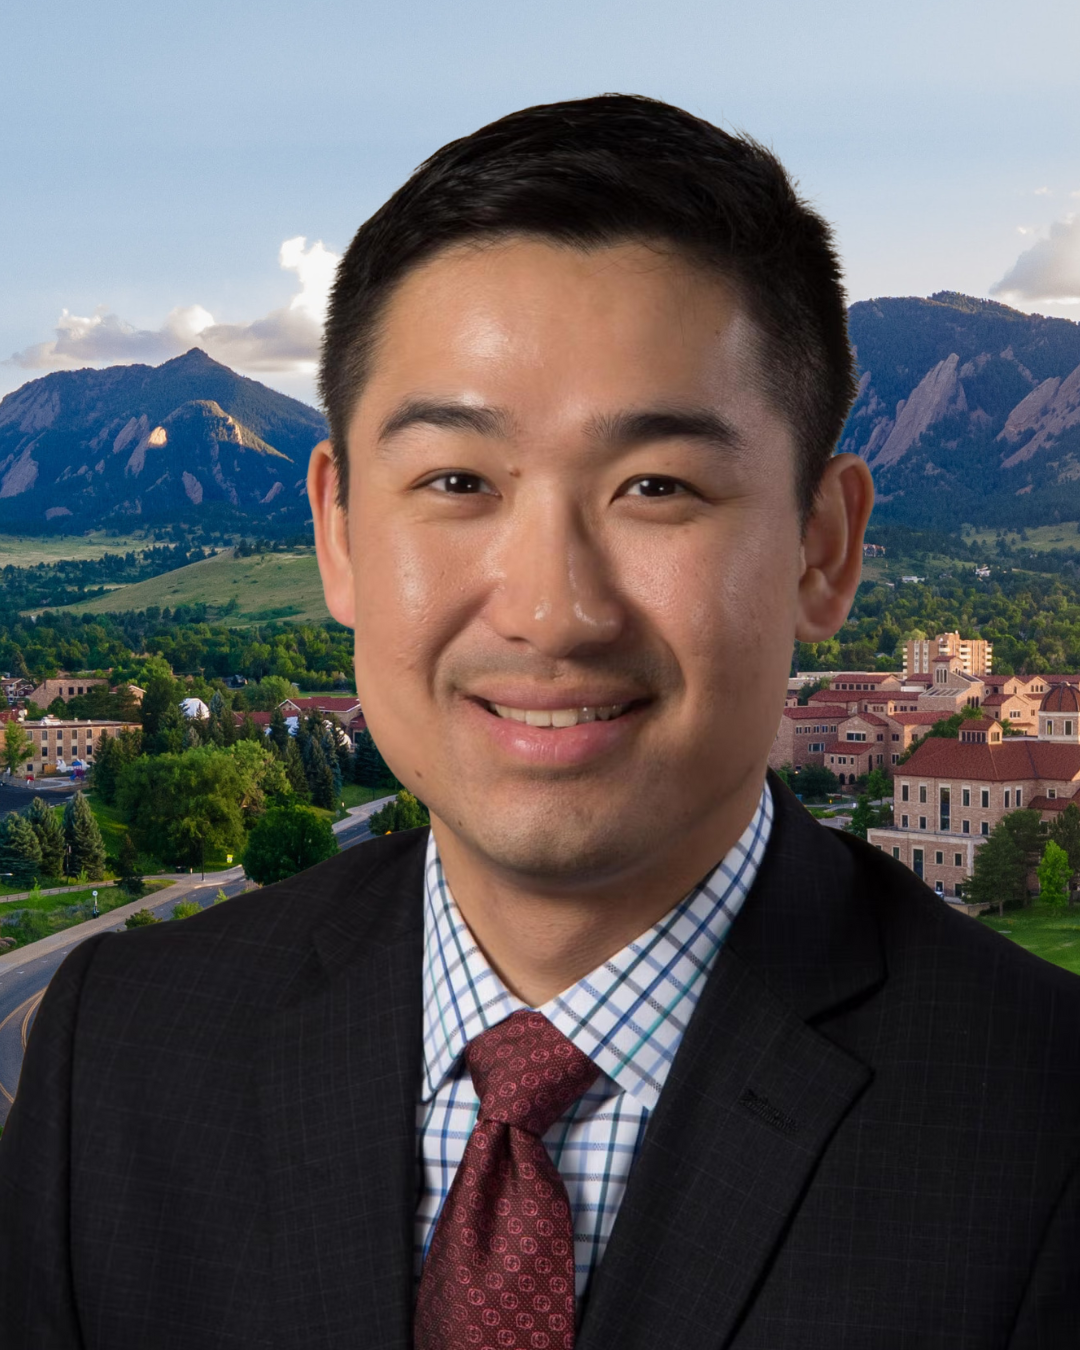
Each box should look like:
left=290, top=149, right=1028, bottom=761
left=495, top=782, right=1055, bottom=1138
left=623, top=476, right=694, bottom=498
left=422, top=471, right=493, bottom=494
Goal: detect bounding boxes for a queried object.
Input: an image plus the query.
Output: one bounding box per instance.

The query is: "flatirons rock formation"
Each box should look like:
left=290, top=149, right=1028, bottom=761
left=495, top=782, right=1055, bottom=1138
left=0, top=349, right=327, bottom=528
left=841, top=293, right=1080, bottom=529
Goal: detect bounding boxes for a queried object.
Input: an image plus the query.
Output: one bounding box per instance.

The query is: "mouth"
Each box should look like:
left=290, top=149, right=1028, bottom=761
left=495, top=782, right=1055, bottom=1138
left=473, top=697, right=650, bottom=727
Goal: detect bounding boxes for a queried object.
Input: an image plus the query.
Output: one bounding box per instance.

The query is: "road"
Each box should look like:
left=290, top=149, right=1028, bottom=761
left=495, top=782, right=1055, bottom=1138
left=0, top=778, right=78, bottom=819
left=0, top=796, right=394, bottom=1125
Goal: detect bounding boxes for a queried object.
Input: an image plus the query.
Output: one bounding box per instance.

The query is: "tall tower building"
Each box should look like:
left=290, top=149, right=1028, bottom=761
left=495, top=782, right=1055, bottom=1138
left=903, top=632, right=992, bottom=679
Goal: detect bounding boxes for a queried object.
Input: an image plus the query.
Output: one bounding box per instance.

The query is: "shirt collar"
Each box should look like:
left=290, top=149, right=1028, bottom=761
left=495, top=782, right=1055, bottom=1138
left=420, top=777, right=774, bottom=1111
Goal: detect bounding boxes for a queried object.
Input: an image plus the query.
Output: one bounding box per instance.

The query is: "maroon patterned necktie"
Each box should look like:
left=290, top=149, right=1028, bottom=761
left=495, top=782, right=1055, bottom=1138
left=414, top=1009, right=601, bottom=1350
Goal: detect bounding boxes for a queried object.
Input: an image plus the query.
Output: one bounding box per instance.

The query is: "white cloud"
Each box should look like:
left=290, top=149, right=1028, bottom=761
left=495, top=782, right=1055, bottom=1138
left=6, top=237, right=339, bottom=374
left=990, top=215, right=1080, bottom=304
left=1034, top=186, right=1051, bottom=196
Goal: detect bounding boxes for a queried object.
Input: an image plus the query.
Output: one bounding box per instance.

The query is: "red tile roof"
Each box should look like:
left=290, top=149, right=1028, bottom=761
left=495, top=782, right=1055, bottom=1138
left=1028, top=794, right=1076, bottom=813
left=887, top=712, right=947, bottom=725
left=901, top=737, right=1080, bottom=783
left=808, top=689, right=863, bottom=704
left=826, top=673, right=901, bottom=685
left=781, top=705, right=849, bottom=720
left=980, top=693, right=1007, bottom=705
left=844, top=712, right=889, bottom=727
left=822, top=740, right=873, bottom=755
left=280, top=696, right=361, bottom=713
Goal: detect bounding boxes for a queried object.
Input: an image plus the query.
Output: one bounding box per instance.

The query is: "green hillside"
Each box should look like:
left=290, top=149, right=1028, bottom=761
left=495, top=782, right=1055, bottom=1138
left=46, top=548, right=331, bottom=625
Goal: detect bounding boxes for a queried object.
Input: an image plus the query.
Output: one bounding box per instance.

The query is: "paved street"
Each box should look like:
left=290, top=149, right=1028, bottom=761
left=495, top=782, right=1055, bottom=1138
left=0, top=778, right=78, bottom=819
left=0, top=795, right=395, bottom=1124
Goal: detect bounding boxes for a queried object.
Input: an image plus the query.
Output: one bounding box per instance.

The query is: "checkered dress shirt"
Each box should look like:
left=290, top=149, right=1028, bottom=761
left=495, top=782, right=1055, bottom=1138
left=414, top=777, right=774, bottom=1310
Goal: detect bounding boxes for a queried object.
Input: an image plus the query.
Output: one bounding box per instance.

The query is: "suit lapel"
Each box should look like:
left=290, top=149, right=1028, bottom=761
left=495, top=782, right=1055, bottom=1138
left=576, top=773, right=884, bottom=1350
left=257, top=829, right=429, bottom=1350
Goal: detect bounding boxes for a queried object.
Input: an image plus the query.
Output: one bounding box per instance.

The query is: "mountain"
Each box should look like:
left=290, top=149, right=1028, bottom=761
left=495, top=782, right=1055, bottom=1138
left=841, top=293, right=1080, bottom=530
left=0, top=349, right=327, bottom=531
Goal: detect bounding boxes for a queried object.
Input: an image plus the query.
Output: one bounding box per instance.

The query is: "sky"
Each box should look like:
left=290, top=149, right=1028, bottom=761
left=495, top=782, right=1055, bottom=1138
left=3, top=0, right=1079, bottom=408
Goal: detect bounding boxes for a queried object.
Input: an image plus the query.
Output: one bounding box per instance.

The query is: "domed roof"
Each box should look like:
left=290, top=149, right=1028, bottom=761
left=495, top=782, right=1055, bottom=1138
left=1040, top=683, right=1080, bottom=713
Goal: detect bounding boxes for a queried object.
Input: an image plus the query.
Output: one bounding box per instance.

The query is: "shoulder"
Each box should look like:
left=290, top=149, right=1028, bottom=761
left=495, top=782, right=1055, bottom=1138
left=60, top=826, right=431, bottom=1010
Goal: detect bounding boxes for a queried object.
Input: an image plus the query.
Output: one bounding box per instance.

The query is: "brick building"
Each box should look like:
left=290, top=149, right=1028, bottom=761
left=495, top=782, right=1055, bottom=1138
left=769, top=705, right=849, bottom=772
left=28, top=674, right=109, bottom=707
left=868, top=694, right=1080, bottom=898
left=17, top=717, right=141, bottom=779
left=902, top=632, right=993, bottom=678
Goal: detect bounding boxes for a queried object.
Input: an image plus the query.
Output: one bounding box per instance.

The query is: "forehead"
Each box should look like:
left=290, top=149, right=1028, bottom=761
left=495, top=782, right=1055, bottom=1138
left=351, top=237, right=778, bottom=436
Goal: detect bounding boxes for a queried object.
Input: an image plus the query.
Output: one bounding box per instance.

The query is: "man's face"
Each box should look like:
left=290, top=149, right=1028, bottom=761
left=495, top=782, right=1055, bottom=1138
left=337, top=238, right=804, bottom=886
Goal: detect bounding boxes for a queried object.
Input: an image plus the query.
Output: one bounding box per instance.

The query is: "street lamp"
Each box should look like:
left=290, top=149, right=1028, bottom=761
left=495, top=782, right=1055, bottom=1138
left=91, top=888, right=99, bottom=918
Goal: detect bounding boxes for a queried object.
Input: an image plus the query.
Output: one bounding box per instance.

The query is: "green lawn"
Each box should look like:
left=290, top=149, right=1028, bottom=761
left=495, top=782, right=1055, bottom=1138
left=43, top=547, right=331, bottom=625
left=979, top=904, right=1080, bottom=977
left=0, top=879, right=171, bottom=949
left=0, top=530, right=161, bottom=568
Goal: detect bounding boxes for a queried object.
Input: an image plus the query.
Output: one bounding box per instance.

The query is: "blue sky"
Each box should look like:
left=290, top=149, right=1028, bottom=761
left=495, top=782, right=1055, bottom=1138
left=3, top=0, right=1079, bottom=406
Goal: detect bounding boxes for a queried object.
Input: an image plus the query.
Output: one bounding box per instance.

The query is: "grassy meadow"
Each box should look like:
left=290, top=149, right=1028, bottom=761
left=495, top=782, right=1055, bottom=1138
left=42, top=547, right=331, bottom=625
left=979, top=905, right=1080, bottom=977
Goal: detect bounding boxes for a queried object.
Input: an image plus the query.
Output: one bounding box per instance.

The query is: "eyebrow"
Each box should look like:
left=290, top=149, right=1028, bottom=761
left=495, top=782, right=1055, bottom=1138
left=374, top=396, right=745, bottom=458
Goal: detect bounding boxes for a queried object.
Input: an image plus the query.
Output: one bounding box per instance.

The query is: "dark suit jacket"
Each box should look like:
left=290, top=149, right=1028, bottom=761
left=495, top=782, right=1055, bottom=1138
left=1, top=770, right=1079, bottom=1348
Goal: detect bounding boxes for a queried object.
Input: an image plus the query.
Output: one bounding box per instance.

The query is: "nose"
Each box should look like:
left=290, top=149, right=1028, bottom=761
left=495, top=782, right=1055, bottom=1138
left=485, top=493, right=626, bottom=657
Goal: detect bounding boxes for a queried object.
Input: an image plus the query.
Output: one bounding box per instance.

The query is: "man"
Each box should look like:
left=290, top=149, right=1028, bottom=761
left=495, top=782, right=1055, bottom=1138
left=1, top=94, right=1077, bottom=1349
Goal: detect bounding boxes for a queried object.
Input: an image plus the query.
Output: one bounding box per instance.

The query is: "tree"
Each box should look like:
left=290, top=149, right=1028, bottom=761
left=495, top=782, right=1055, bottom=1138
left=864, top=766, right=892, bottom=802
left=117, top=832, right=143, bottom=897
left=3, top=720, right=30, bottom=776
left=268, top=704, right=290, bottom=759
left=792, top=763, right=839, bottom=799
left=24, top=796, right=65, bottom=878
left=368, top=789, right=431, bottom=835
left=795, top=676, right=831, bottom=706
left=353, top=728, right=398, bottom=789
left=283, top=737, right=311, bottom=802
left=117, top=747, right=245, bottom=871
left=1048, top=802, right=1080, bottom=904
left=966, top=821, right=1026, bottom=917
left=1001, top=808, right=1045, bottom=904
left=62, top=791, right=106, bottom=881
left=304, top=734, right=337, bottom=810
left=241, top=804, right=339, bottom=884
left=0, top=814, right=43, bottom=886
left=140, top=675, right=185, bottom=756
left=124, top=908, right=161, bottom=928
left=846, top=794, right=875, bottom=840
left=1037, top=839, right=1071, bottom=909
left=172, top=900, right=202, bottom=919
left=91, top=727, right=142, bottom=805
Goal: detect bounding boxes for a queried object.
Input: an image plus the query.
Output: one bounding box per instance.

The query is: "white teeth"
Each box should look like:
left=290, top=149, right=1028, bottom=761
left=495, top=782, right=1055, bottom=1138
left=489, top=702, right=631, bottom=726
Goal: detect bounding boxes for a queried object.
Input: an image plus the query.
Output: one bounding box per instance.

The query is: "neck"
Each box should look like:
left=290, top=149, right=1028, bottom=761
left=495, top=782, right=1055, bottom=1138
left=429, top=770, right=765, bottom=1007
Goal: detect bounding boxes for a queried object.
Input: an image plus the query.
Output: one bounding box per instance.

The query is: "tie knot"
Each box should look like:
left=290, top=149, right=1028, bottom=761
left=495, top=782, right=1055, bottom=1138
left=465, top=1009, right=599, bottom=1137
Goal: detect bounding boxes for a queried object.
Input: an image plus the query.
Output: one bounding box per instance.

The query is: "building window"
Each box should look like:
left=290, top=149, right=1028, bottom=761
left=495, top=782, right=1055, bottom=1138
left=913, top=848, right=924, bottom=879
left=935, top=851, right=944, bottom=865
left=893, top=847, right=901, bottom=860
left=892, top=733, right=899, bottom=741
left=892, top=754, right=898, bottom=764
left=981, top=789, right=989, bottom=808
left=919, top=785, right=927, bottom=804
left=1067, top=721, right=1074, bottom=737
left=1048, top=720, right=1056, bottom=735
left=962, top=787, right=970, bottom=807
left=954, top=852, right=963, bottom=866
left=1016, top=788, right=1022, bottom=807
left=1049, top=788, right=1057, bottom=799
left=919, top=817, right=927, bottom=830
left=939, top=785, right=950, bottom=833
left=962, top=819, right=970, bottom=834
left=981, top=821, right=989, bottom=836
left=901, top=783, right=909, bottom=802
left=902, top=814, right=909, bottom=828
left=935, top=880, right=944, bottom=895
left=1004, top=789, right=1011, bottom=808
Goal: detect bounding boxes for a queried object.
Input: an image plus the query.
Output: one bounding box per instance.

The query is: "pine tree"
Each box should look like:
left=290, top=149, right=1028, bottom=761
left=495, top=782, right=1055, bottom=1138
left=118, top=832, right=143, bottom=896
left=306, top=736, right=336, bottom=810
left=0, top=814, right=43, bottom=886
left=284, top=736, right=311, bottom=802
left=63, top=791, right=107, bottom=882
left=268, top=705, right=290, bottom=759
left=353, top=728, right=397, bottom=788
left=846, top=794, right=874, bottom=840
left=24, top=795, right=65, bottom=878
left=966, top=821, right=1026, bottom=918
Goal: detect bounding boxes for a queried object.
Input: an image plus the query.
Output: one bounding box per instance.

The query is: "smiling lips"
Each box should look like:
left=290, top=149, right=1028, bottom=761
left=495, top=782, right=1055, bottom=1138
left=483, top=700, right=635, bottom=727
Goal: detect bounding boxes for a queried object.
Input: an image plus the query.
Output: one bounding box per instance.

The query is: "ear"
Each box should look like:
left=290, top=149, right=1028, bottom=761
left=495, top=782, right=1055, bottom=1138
left=308, top=439, right=356, bottom=628
left=795, top=453, right=874, bottom=642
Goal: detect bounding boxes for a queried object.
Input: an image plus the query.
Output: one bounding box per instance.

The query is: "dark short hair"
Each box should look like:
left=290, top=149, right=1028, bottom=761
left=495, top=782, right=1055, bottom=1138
left=319, top=92, right=857, bottom=523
